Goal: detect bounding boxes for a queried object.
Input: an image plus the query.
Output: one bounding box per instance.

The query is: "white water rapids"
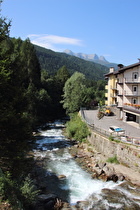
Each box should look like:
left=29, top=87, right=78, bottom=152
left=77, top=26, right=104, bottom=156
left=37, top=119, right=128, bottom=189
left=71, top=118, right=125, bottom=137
left=33, top=123, right=140, bottom=209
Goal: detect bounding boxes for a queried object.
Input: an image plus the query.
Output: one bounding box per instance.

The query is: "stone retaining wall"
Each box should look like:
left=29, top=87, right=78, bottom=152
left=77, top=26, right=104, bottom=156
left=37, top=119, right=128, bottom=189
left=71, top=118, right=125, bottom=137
left=87, top=128, right=140, bottom=171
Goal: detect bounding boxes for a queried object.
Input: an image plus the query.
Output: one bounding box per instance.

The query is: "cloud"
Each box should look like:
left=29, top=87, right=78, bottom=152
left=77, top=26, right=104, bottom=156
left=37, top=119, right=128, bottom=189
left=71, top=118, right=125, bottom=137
left=28, top=34, right=83, bottom=51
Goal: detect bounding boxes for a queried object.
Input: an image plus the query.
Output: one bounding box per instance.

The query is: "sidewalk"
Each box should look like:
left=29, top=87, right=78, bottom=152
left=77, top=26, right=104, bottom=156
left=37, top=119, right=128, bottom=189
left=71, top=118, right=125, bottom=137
left=83, top=110, right=140, bottom=139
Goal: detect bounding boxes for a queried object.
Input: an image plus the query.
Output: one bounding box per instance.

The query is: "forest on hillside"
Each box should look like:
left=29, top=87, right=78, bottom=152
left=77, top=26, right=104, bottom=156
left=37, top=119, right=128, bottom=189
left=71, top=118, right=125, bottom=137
left=34, top=45, right=109, bottom=80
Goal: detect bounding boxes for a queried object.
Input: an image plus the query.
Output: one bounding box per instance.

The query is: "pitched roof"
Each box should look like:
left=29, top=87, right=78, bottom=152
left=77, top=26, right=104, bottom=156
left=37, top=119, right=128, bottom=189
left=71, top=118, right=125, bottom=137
left=104, top=61, right=140, bottom=77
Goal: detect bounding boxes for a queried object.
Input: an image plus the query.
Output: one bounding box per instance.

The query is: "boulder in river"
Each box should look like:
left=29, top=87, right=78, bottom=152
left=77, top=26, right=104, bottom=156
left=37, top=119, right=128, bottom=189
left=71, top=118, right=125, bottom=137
left=36, top=193, right=63, bottom=210
left=58, top=175, right=66, bottom=180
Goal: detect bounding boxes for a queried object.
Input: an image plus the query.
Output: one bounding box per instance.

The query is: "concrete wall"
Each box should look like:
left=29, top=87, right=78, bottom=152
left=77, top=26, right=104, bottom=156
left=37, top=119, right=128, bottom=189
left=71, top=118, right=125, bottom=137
left=87, top=128, right=140, bottom=171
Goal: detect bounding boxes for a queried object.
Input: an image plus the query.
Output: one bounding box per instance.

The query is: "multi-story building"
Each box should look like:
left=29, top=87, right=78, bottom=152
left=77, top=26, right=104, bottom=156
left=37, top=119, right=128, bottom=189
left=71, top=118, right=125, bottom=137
left=105, top=67, right=117, bottom=106
left=105, top=60, right=140, bottom=126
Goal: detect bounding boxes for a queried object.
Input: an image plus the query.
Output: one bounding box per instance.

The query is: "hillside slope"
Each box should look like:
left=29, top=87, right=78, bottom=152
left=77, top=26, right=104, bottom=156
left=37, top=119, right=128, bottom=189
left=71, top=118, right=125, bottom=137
left=34, top=45, right=109, bottom=80
left=64, top=49, right=118, bottom=69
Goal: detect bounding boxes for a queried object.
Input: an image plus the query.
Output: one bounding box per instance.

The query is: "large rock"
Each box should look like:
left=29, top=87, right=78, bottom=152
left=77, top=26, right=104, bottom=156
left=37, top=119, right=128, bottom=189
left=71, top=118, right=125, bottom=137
left=36, top=194, right=63, bottom=210
left=58, top=175, right=66, bottom=179
left=102, top=165, right=114, bottom=177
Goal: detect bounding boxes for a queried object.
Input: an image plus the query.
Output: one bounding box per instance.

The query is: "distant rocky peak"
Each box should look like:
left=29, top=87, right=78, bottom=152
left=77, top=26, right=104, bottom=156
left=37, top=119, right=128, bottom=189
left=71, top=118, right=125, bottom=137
left=63, top=49, right=108, bottom=63
left=99, top=56, right=107, bottom=61
left=64, top=49, right=73, bottom=55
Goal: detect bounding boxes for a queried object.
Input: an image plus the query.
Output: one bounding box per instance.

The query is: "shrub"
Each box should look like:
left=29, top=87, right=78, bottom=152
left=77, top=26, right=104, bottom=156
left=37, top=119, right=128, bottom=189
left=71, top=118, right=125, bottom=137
left=66, top=113, right=90, bottom=142
left=109, top=135, right=114, bottom=141
left=97, top=110, right=104, bottom=120
left=20, top=175, right=40, bottom=208
left=0, top=169, right=39, bottom=209
left=0, top=169, right=22, bottom=208
left=107, top=156, right=119, bottom=164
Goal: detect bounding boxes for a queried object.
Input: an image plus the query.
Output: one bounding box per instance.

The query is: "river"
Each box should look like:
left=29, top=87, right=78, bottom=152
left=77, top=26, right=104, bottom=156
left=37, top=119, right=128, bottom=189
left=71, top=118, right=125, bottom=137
left=33, top=121, right=140, bottom=209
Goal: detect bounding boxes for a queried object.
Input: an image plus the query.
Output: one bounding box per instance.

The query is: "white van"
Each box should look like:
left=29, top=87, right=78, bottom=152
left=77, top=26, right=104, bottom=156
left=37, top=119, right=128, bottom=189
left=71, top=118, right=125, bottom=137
left=109, top=126, right=125, bottom=136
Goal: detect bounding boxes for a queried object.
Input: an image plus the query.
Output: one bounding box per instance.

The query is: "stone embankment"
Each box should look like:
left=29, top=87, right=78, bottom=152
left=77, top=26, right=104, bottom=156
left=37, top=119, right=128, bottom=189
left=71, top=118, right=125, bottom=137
left=69, top=138, right=140, bottom=187
left=30, top=139, right=140, bottom=210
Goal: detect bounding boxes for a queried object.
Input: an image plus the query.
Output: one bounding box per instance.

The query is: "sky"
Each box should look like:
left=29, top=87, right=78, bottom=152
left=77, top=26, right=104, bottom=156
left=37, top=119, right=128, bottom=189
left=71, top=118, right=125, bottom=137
left=1, top=0, right=140, bottom=66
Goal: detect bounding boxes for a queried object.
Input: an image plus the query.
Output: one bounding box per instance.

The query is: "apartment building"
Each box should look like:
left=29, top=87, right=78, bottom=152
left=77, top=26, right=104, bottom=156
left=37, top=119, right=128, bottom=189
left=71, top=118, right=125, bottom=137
left=105, top=61, right=140, bottom=126
left=105, top=67, right=117, bottom=106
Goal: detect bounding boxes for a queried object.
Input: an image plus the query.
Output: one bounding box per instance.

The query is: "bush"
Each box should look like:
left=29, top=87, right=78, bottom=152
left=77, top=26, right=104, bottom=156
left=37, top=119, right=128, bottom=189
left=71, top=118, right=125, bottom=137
left=109, top=135, right=114, bottom=141
left=97, top=110, right=104, bottom=120
left=107, top=156, right=119, bottom=164
left=66, top=113, right=90, bottom=142
left=0, top=169, right=39, bottom=209
left=0, top=169, right=22, bottom=208
left=20, top=175, right=40, bottom=208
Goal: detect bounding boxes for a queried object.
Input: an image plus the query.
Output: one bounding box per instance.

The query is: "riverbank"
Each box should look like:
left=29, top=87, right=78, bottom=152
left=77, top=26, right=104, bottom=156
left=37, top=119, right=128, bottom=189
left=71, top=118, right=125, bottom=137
left=69, top=140, right=140, bottom=187
left=28, top=124, right=140, bottom=210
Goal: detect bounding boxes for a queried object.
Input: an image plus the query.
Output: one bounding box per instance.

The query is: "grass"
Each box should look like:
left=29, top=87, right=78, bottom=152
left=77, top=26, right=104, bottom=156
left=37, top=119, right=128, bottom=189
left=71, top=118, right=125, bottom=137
left=108, top=135, right=121, bottom=143
left=107, top=155, right=119, bottom=164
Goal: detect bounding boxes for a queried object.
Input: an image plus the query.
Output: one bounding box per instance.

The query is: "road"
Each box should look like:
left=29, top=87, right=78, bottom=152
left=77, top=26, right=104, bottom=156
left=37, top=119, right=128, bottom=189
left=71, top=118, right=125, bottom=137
left=83, top=110, right=140, bottom=139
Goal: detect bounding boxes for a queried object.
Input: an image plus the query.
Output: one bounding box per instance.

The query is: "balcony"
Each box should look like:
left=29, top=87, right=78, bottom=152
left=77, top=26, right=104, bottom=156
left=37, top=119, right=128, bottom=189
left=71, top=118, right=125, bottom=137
left=110, top=94, right=117, bottom=98
left=117, top=79, right=123, bottom=84
left=117, top=101, right=123, bottom=108
left=123, top=104, right=140, bottom=114
left=125, top=78, right=140, bottom=84
left=105, top=85, right=108, bottom=90
left=124, top=91, right=140, bottom=97
left=111, top=85, right=117, bottom=90
left=105, top=93, right=108, bottom=97
left=117, top=92, right=123, bottom=96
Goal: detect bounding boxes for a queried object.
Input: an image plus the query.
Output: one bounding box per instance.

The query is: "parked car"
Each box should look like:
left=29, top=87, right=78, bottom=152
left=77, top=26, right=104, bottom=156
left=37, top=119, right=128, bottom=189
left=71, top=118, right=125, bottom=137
left=109, top=126, right=125, bottom=136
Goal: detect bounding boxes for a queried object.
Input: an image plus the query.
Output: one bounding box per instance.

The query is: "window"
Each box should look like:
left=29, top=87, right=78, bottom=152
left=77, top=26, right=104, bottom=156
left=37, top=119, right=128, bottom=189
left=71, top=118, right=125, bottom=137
left=132, top=72, right=138, bottom=80
left=132, top=98, right=137, bottom=104
left=133, top=86, right=137, bottom=92
left=133, top=86, right=138, bottom=95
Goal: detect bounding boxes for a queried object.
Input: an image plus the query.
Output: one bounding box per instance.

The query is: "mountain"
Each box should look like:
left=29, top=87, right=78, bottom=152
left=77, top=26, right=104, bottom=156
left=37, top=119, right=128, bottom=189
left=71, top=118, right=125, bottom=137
left=64, top=49, right=118, bottom=69
left=64, top=49, right=108, bottom=63
left=34, top=45, right=109, bottom=80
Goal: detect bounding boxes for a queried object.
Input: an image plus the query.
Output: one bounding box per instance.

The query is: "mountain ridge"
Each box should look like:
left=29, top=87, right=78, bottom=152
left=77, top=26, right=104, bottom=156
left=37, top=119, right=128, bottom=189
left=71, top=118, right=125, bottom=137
left=64, top=49, right=108, bottom=63
left=64, top=49, right=118, bottom=69
left=34, top=45, right=109, bottom=80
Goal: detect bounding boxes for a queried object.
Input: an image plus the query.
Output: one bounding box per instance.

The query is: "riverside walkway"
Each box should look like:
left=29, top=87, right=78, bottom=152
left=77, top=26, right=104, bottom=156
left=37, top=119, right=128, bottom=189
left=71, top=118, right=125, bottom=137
left=81, top=109, right=140, bottom=141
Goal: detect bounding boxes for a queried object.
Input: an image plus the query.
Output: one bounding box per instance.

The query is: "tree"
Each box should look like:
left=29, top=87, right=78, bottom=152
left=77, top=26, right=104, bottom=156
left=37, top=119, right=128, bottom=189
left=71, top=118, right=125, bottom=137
left=0, top=1, right=11, bottom=42
left=62, top=72, right=87, bottom=114
left=55, top=65, right=70, bottom=85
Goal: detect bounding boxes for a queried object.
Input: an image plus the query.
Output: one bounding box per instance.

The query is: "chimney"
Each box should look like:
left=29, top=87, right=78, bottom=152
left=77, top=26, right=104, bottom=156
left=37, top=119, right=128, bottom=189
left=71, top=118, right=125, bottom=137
left=109, top=67, right=114, bottom=73
left=138, top=58, right=140, bottom=63
left=118, top=64, right=124, bottom=69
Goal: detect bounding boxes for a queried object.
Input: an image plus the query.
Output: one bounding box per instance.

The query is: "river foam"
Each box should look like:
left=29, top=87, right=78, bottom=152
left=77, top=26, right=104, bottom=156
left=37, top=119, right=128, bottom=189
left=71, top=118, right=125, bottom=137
left=33, top=124, right=140, bottom=209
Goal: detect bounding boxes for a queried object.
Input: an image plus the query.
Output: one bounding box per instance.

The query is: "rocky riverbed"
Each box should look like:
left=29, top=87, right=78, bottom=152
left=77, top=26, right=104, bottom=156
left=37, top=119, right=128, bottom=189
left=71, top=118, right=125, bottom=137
left=69, top=141, right=140, bottom=186
left=30, top=126, right=140, bottom=210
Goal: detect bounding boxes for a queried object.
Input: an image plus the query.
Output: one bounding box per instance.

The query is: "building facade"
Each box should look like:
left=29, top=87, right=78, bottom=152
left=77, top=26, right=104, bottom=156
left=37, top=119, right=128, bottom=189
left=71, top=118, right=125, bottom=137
left=105, top=67, right=117, bottom=106
left=105, top=61, right=140, bottom=126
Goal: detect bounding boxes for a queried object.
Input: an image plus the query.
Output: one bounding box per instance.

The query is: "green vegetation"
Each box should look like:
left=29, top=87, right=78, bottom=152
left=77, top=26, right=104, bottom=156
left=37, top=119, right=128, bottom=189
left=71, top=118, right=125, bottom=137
left=0, top=1, right=108, bottom=207
left=97, top=110, right=104, bottom=120
left=34, top=44, right=109, bottom=80
left=61, top=72, right=107, bottom=114
left=134, top=163, right=138, bottom=167
left=107, top=156, right=119, bottom=164
left=0, top=169, right=39, bottom=209
left=62, top=72, right=87, bottom=114
left=109, top=135, right=115, bottom=141
left=108, top=136, right=121, bottom=143
left=66, top=113, right=90, bottom=142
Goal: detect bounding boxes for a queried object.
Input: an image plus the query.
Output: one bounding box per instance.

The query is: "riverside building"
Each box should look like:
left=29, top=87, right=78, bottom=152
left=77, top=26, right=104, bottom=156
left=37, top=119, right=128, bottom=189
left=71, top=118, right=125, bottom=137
left=105, top=60, right=140, bottom=127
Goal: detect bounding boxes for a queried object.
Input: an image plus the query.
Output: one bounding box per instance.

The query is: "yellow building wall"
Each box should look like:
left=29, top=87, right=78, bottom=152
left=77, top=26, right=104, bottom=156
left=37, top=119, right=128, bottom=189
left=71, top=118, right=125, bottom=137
left=106, top=74, right=117, bottom=106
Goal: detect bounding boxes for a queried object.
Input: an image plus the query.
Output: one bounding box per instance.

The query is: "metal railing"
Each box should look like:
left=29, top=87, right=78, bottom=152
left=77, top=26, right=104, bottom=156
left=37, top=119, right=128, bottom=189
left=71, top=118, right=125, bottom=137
left=80, top=109, right=140, bottom=146
left=125, top=78, right=140, bottom=83
left=125, top=91, right=140, bottom=96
